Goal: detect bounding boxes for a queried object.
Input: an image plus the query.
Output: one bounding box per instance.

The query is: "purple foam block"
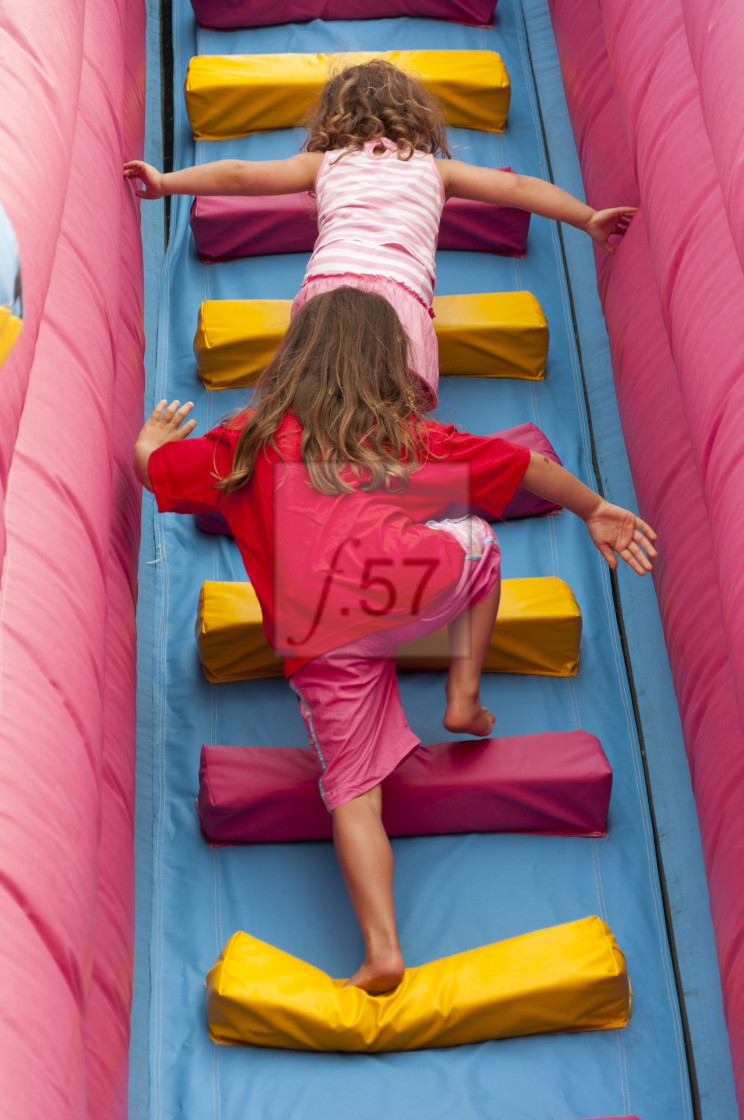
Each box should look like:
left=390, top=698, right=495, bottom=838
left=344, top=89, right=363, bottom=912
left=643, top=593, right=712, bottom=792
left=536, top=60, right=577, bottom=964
left=190, top=179, right=529, bottom=263
left=195, top=422, right=560, bottom=537
left=197, top=730, right=612, bottom=844
left=436, top=194, right=530, bottom=255
left=195, top=509, right=233, bottom=537
left=191, top=193, right=318, bottom=262
left=191, top=0, right=496, bottom=30
left=461, top=421, right=561, bottom=522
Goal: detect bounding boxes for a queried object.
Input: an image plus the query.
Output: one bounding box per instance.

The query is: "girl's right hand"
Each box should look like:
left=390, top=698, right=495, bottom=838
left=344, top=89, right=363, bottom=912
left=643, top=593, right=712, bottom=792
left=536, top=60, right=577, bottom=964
left=124, top=160, right=166, bottom=199
left=133, top=400, right=196, bottom=490
left=584, top=207, right=637, bottom=254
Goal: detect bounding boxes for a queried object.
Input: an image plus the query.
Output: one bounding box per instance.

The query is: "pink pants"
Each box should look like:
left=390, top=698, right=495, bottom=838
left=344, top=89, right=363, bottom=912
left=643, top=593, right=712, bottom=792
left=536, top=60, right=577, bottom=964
left=291, top=271, right=439, bottom=409
left=290, top=519, right=500, bottom=810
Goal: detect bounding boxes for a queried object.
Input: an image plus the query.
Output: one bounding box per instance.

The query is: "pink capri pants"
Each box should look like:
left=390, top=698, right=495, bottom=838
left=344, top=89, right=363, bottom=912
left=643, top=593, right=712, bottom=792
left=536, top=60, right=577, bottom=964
left=290, top=518, right=500, bottom=810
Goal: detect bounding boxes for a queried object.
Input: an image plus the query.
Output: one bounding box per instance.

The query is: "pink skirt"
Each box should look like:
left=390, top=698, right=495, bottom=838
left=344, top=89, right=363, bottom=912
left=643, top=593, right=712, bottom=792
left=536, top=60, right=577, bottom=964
left=291, top=272, right=439, bottom=409
left=290, top=519, right=500, bottom=810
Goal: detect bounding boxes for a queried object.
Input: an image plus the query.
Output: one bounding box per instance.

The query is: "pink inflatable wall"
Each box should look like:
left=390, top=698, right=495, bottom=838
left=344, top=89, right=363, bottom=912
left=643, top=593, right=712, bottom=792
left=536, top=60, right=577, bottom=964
left=0, top=1, right=145, bottom=1116
left=548, top=0, right=744, bottom=1111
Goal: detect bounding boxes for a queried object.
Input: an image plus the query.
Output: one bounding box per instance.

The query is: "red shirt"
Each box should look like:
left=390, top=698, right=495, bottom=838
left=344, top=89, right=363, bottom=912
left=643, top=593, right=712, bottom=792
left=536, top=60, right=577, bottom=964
left=148, top=414, right=530, bottom=675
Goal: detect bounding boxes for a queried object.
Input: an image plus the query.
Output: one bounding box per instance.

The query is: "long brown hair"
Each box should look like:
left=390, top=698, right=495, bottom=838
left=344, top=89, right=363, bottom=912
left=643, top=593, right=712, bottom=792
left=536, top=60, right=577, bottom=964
left=303, top=59, right=451, bottom=160
left=217, top=288, right=432, bottom=497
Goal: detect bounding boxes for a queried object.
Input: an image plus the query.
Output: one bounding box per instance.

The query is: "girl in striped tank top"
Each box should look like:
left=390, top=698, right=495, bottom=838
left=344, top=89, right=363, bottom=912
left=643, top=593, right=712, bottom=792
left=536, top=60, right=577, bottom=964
left=125, top=59, right=636, bottom=407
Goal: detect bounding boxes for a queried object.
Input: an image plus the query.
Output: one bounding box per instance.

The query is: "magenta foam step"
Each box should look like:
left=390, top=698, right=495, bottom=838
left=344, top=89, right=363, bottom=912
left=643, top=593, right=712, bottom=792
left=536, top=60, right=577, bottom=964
left=197, top=730, right=612, bottom=843
left=191, top=0, right=496, bottom=32
left=190, top=184, right=530, bottom=263
left=195, top=421, right=558, bottom=537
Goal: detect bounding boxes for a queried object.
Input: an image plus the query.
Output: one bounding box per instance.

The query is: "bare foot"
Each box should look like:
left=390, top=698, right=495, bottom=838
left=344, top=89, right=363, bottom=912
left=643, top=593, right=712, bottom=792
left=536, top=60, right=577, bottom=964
left=344, top=950, right=405, bottom=994
left=443, top=685, right=495, bottom=737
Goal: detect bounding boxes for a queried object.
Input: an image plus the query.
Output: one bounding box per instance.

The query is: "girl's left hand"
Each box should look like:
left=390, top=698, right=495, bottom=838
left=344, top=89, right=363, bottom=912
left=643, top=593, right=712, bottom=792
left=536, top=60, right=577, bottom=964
left=134, top=399, right=196, bottom=489
left=584, top=499, right=657, bottom=575
left=585, top=207, right=637, bottom=254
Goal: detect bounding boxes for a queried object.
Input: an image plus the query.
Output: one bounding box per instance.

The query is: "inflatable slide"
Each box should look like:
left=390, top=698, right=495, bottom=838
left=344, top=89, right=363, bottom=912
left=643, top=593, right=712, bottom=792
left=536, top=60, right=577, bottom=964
left=0, top=0, right=743, bottom=1117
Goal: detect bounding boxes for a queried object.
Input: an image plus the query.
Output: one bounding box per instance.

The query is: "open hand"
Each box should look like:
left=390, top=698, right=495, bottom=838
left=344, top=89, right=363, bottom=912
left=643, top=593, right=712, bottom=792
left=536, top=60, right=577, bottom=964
left=585, top=499, right=657, bottom=574
left=585, top=207, right=637, bottom=254
left=134, top=399, right=196, bottom=489
left=124, top=160, right=166, bottom=200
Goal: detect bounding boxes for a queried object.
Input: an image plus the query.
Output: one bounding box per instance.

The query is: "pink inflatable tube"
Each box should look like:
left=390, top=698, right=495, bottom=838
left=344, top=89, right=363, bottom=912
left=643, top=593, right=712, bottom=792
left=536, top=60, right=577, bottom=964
left=190, top=182, right=530, bottom=262
left=549, top=0, right=744, bottom=1109
left=0, top=2, right=145, bottom=1117
left=197, top=731, right=612, bottom=843
left=680, top=0, right=744, bottom=277
left=191, top=0, right=496, bottom=30
left=0, top=1, right=85, bottom=568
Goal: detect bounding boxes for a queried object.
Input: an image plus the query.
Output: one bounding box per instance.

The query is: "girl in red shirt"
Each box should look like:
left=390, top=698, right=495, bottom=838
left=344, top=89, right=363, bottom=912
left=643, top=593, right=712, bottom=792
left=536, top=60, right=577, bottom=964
left=134, top=288, right=656, bottom=994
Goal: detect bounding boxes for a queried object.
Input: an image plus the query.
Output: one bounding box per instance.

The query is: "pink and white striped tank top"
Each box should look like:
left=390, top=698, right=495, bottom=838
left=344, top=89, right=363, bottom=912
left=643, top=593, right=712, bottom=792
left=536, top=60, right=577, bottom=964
left=304, top=137, right=445, bottom=308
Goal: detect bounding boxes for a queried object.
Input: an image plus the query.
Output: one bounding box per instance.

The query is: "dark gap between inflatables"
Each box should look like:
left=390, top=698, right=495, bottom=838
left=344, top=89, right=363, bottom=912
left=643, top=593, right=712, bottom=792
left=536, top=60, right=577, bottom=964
left=160, top=0, right=175, bottom=246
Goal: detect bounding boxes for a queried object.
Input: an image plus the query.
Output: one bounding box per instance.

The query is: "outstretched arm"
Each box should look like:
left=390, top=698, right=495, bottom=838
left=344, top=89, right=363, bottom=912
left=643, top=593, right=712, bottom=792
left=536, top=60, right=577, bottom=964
left=520, top=452, right=657, bottom=574
left=438, top=161, right=636, bottom=254
left=134, top=399, right=197, bottom=490
left=123, top=152, right=323, bottom=200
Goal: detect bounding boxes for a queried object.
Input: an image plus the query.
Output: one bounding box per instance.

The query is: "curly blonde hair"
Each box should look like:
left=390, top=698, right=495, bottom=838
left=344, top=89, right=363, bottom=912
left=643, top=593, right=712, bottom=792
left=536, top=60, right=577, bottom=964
left=217, top=288, right=433, bottom=498
left=303, top=59, right=451, bottom=160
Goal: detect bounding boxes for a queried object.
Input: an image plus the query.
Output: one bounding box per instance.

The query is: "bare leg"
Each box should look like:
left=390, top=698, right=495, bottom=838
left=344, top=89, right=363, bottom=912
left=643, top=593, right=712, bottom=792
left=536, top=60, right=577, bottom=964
left=331, top=785, right=405, bottom=993
left=443, top=585, right=501, bottom=736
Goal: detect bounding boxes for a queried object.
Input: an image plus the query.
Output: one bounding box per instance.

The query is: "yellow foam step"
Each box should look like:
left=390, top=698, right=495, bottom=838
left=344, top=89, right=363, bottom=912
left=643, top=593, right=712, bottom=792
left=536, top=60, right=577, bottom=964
left=435, top=292, right=548, bottom=379
left=196, top=578, right=581, bottom=683
left=185, top=50, right=510, bottom=140
left=206, top=916, right=630, bottom=1052
left=194, top=293, right=548, bottom=388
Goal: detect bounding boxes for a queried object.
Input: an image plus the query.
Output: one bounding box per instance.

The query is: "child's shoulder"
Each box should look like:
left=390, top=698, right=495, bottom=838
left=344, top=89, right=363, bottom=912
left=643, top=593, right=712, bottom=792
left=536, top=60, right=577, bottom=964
left=218, top=409, right=301, bottom=441
left=418, top=417, right=506, bottom=454
left=418, top=416, right=462, bottom=441
left=215, top=415, right=247, bottom=441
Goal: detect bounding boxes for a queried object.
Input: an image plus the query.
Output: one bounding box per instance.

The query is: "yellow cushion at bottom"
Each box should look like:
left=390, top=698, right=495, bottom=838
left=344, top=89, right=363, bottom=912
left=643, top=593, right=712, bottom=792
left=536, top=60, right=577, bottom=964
left=206, top=916, right=630, bottom=1052
left=196, top=578, right=581, bottom=683
left=194, top=292, right=548, bottom=388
